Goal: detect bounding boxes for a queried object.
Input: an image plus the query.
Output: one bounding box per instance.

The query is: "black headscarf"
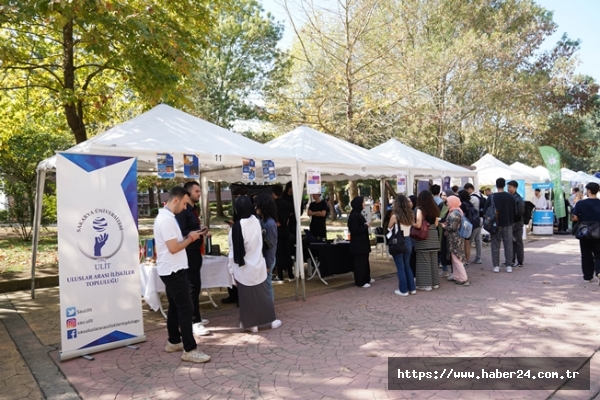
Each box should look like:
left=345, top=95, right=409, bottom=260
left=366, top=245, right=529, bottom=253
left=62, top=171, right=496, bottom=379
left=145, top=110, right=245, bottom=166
left=350, top=196, right=364, bottom=216
left=408, top=195, right=417, bottom=210
left=231, top=196, right=254, bottom=267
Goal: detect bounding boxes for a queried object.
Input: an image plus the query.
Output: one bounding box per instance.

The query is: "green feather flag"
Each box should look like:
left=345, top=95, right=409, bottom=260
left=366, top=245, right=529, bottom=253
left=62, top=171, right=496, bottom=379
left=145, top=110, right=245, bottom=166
left=538, top=146, right=566, bottom=218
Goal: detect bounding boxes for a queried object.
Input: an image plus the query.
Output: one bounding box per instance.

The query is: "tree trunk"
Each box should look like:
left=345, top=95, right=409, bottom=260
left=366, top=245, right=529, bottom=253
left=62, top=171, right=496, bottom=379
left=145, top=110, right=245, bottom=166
left=326, top=181, right=336, bottom=221
left=214, top=182, right=224, bottom=217
left=62, top=19, right=87, bottom=144
left=336, top=186, right=346, bottom=214
left=348, top=180, right=358, bottom=201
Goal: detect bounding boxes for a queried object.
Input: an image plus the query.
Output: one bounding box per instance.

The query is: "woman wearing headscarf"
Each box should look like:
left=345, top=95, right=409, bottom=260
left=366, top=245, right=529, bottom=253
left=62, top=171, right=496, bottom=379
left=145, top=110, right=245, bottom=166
left=441, top=196, right=470, bottom=286
left=438, top=189, right=453, bottom=278
left=388, top=195, right=416, bottom=296
left=228, top=196, right=282, bottom=332
left=348, top=196, right=373, bottom=287
left=408, top=195, right=418, bottom=277
left=413, top=190, right=440, bottom=291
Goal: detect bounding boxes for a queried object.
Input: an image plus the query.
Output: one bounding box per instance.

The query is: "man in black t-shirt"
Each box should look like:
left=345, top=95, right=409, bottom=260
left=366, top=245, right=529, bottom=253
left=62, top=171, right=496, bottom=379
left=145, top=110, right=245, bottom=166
left=508, top=180, right=525, bottom=268
left=571, top=182, right=600, bottom=283
left=308, top=193, right=328, bottom=239
left=484, top=178, right=516, bottom=273
left=272, top=184, right=295, bottom=282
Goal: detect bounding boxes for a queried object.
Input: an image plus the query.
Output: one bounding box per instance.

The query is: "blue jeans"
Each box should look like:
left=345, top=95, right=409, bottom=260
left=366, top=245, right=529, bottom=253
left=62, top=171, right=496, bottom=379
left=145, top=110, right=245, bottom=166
left=393, top=237, right=415, bottom=293
left=266, top=262, right=276, bottom=301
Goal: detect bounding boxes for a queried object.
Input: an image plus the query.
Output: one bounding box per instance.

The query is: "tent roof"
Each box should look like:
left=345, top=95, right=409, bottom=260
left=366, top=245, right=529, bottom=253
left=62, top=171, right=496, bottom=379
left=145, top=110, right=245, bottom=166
left=472, top=154, right=539, bottom=185
left=265, top=126, right=398, bottom=179
left=533, top=165, right=550, bottom=181
left=369, top=138, right=475, bottom=177
left=510, top=162, right=542, bottom=180
left=37, top=104, right=296, bottom=180
left=575, top=170, right=600, bottom=184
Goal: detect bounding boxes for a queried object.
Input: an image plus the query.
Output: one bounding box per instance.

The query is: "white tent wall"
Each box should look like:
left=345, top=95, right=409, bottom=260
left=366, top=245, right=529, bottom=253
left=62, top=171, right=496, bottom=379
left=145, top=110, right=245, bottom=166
left=30, top=105, right=305, bottom=299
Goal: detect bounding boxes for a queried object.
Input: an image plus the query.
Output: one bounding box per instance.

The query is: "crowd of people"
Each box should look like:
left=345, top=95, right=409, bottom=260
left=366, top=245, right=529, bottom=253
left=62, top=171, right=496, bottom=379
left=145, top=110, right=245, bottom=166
left=151, top=178, right=600, bottom=364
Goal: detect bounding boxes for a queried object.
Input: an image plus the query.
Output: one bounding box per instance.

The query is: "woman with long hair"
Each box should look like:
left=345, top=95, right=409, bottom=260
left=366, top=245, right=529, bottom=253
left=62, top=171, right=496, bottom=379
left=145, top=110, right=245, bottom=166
left=438, top=189, right=453, bottom=279
left=442, top=196, right=470, bottom=286
left=388, top=195, right=416, bottom=296
left=458, top=189, right=473, bottom=265
left=413, top=190, right=440, bottom=291
left=408, top=195, right=418, bottom=277
left=228, top=196, right=282, bottom=332
left=254, top=193, right=279, bottom=301
left=348, top=196, right=373, bottom=287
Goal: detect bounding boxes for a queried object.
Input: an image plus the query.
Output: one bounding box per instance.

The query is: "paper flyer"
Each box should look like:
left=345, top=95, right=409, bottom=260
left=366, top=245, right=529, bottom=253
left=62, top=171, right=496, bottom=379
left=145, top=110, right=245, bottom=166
left=183, top=154, right=199, bottom=179
left=396, top=171, right=407, bottom=194
left=242, top=158, right=256, bottom=181
left=157, top=153, right=174, bottom=179
left=306, top=168, right=322, bottom=194
left=262, top=160, right=276, bottom=181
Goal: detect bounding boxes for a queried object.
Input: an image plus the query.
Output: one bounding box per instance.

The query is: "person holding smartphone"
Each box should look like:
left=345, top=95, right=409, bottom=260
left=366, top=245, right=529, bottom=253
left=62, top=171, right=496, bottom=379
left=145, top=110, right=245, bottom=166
left=176, top=181, right=210, bottom=336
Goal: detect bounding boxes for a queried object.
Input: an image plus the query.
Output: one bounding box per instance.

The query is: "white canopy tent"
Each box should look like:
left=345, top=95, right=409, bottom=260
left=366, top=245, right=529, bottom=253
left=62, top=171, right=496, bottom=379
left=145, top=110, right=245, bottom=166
left=533, top=166, right=551, bottom=181
left=264, top=126, right=402, bottom=222
left=560, top=167, right=584, bottom=183
left=370, top=138, right=478, bottom=188
left=472, top=154, right=539, bottom=185
left=510, top=162, right=543, bottom=181
left=31, top=105, right=307, bottom=298
left=576, top=171, right=600, bottom=184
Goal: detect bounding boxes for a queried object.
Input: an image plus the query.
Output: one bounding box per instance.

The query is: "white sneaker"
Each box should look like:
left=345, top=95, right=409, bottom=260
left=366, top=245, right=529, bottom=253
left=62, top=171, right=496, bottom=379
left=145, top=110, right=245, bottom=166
left=446, top=273, right=454, bottom=281
left=432, top=285, right=439, bottom=289
left=417, top=286, right=432, bottom=291
left=198, top=319, right=209, bottom=326
left=165, top=341, right=183, bottom=353
left=493, top=266, right=500, bottom=273
left=181, top=349, right=211, bottom=363
left=506, top=266, right=513, bottom=273
left=362, top=283, right=371, bottom=288
left=394, top=290, right=409, bottom=296
left=193, top=323, right=210, bottom=336
left=439, top=270, right=449, bottom=277
left=271, top=319, right=282, bottom=329
left=370, top=278, right=375, bottom=283
left=409, top=290, right=417, bottom=295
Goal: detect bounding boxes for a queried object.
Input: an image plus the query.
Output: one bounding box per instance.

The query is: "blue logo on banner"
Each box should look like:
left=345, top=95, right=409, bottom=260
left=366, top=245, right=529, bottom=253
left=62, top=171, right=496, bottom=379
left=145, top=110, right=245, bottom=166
left=66, top=307, right=77, bottom=317
left=67, top=329, right=77, bottom=339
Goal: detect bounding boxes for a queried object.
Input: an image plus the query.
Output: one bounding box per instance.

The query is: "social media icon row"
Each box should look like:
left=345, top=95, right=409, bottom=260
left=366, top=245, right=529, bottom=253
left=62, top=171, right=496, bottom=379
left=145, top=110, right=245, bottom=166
left=66, top=307, right=76, bottom=317
left=66, top=318, right=77, bottom=328
left=67, top=329, right=77, bottom=339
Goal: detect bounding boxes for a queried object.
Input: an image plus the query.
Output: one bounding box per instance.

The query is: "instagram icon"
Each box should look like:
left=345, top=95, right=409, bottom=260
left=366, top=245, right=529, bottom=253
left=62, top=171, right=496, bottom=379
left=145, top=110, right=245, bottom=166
left=66, top=318, right=77, bottom=328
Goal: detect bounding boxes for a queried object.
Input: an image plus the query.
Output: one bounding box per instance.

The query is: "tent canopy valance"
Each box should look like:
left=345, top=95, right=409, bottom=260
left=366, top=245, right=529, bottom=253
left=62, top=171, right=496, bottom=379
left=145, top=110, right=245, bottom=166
left=473, top=154, right=539, bottom=185
left=370, top=138, right=477, bottom=178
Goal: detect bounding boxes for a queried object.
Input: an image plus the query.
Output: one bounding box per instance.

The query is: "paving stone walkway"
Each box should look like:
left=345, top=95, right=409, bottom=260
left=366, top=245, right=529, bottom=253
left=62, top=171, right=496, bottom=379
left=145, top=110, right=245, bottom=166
left=1, top=235, right=600, bottom=399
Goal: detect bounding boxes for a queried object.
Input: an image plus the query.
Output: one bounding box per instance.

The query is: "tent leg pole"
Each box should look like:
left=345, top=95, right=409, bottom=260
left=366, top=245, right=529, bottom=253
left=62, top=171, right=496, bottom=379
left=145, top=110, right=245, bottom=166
left=31, top=170, right=46, bottom=299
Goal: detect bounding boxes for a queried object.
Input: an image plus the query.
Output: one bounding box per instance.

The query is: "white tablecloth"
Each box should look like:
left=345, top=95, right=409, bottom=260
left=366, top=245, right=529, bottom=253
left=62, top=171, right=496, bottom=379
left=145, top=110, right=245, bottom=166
left=139, top=256, right=232, bottom=312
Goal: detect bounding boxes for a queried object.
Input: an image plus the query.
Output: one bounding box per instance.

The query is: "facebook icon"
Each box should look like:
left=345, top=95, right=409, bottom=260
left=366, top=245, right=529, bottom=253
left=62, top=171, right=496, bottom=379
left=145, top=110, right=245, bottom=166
left=67, top=329, right=77, bottom=339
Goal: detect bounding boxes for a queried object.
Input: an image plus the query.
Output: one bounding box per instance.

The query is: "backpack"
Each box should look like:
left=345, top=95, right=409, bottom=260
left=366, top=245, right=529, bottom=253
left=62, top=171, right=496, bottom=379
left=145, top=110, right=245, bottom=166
left=523, top=201, right=535, bottom=225
left=465, top=201, right=481, bottom=229
left=458, top=213, right=473, bottom=239
left=482, top=194, right=497, bottom=234
left=471, top=193, right=486, bottom=218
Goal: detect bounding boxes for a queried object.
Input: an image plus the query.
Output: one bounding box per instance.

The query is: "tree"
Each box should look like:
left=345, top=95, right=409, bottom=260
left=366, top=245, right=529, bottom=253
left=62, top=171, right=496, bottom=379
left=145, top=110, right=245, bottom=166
left=0, top=0, right=223, bottom=143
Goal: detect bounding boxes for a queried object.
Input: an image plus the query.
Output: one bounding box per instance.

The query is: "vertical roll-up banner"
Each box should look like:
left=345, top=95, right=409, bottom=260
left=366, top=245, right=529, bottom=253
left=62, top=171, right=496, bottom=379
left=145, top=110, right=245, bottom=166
left=57, top=153, right=145, bottom=361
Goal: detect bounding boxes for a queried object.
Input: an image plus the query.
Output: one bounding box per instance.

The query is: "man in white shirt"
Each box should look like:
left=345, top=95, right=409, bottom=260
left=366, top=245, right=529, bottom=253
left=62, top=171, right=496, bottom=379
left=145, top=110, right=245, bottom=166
left=532, top=189, right=547, bottom=210
left=154, top=186, right=210, bottom=363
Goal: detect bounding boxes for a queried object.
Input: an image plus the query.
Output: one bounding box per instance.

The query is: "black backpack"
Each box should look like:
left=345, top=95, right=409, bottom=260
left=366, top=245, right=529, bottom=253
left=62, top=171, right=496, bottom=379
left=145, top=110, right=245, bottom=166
left=465, top=202, right=481, bottom=229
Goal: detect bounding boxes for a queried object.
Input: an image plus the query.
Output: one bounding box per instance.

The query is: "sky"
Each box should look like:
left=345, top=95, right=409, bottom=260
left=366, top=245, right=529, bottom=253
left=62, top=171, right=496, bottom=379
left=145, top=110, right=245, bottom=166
left=261, top=0, right=600, bottom=82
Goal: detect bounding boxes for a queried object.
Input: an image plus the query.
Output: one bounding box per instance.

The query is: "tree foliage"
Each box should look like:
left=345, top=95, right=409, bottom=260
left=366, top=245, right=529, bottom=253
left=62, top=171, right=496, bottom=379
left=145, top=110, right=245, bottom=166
left=0, top=0, right=222, bottom=143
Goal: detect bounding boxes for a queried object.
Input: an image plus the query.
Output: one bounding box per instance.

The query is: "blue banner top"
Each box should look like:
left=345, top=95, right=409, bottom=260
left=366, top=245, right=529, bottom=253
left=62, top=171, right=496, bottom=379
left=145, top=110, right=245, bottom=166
left=532, top=182, right=554, bottom=189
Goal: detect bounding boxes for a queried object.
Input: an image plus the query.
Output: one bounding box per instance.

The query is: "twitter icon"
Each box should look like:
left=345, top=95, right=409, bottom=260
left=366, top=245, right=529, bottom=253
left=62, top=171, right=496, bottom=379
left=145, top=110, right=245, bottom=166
left=66, top=307, right=76, bottom=317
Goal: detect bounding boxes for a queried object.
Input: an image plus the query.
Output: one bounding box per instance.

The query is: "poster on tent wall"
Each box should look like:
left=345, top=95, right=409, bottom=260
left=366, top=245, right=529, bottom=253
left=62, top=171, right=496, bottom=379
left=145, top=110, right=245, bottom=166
left=396, top=171, right=407, bottom=194
left=442, top=176, right=451, bottom=191
left=306, top=168, right=322, bottom=194
left=157, top=153, right=175, bottom=178
left=56, top=153, right=145, bottom=361
left=242, top=158, right=256, bottom=181
left=183, top=154, right=199, bottom=179
left=262, top=160, right=276, bottom=181
left=417, top=180, right=430, bottom=195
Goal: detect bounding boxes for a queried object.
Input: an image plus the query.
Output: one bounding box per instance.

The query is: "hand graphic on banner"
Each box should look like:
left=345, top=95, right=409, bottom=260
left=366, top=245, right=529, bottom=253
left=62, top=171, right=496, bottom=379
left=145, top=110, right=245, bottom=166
left=94, top=233, right=109, bottom=257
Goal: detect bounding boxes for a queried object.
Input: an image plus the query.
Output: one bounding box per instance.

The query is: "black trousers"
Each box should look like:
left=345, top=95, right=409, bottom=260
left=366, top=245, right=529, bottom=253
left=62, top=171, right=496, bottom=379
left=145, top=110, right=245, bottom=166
left=276, top=231, right=294, bottom=279
left=186, top=249, right=203, bottom=323
left=580, top=238, right=600, bottom=280
left=160, top=270, right=196, bottom=352
left=353, top=253, right=371, bottom=287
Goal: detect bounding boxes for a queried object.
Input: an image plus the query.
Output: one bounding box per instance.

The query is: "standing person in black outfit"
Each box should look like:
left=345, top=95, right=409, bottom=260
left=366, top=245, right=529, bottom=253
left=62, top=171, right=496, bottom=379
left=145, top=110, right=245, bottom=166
left=348, top=196, right=373, bottom=287
left=485, top=178, right=516, bottom=273
left=221, top=187, right=249, bottom=305
left=308, top=193, right=328, bottom=239
left=272, top=184, right=295, bottom=282
left=175, top=181, right=210, bottom=336
left=507, top=180, right=525, bottom=268
left=571, top=182, right=600, bottom=283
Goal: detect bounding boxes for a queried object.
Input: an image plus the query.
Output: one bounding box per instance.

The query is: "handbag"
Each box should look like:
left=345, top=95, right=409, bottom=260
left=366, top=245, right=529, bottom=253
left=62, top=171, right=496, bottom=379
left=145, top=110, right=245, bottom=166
left=410, top=213, right=430, bottom=241
left=458, top=213, right=473, bottom=239
left=574, top=221, right=600, bottom=240
left=387, top=222, right=408, bottom=255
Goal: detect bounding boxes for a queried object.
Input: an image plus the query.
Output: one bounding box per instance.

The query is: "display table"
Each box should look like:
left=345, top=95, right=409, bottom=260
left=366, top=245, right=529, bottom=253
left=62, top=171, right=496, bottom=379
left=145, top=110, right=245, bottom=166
left=139, top=256, right=232, bottom=318
left=532, top=210, right=554, bottom=235
left=307, top=241, right=353, bottom=285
